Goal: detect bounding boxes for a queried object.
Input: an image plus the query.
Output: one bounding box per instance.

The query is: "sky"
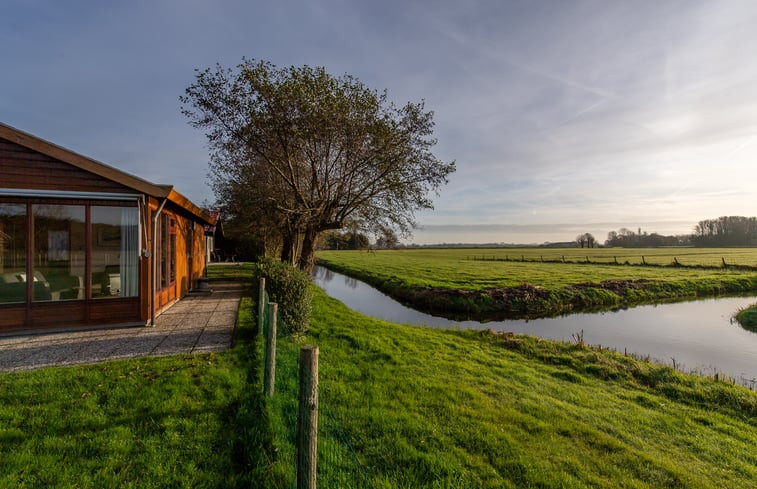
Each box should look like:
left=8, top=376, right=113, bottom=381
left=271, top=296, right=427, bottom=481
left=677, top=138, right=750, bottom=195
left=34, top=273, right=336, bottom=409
left=3, top=0, right=757, bottom=244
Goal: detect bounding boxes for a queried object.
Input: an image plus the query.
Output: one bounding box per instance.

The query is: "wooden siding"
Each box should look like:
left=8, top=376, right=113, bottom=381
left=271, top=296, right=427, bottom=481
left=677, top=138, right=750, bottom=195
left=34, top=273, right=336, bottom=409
left=150, top=203, right=207, bottom=317
left=0, top=306, right=27, bottom=333
left=88, top=298, right=141, bottom=323
left=0, top=138, right=135, bottom=194
left=30, top=301, right=87, bottom=327
left=0, top=131, right=211, bottom=333
left=0, top=298, right=141, bottom=333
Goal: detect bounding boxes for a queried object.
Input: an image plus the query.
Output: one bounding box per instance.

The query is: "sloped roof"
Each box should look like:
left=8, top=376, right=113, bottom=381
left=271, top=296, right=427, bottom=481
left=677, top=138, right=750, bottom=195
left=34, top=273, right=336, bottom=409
left=0, top=122, right=215, bottom=226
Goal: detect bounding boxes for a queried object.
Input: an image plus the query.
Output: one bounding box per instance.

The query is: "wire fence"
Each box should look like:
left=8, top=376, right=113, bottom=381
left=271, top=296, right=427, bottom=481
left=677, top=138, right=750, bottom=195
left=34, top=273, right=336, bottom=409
left=259, top=279, right=373, bottom=488
left=467, top=253, right=757, bottom=270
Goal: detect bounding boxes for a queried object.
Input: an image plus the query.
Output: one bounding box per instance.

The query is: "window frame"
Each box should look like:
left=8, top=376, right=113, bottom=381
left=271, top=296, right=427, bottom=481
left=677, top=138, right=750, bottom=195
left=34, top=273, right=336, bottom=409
left=0, top=197, right=139, bottom=306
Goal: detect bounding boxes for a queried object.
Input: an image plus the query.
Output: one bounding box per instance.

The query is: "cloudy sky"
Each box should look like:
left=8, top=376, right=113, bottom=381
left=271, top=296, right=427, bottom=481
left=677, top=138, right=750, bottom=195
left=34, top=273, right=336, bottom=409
left=3, top=0, right=757, bottom=244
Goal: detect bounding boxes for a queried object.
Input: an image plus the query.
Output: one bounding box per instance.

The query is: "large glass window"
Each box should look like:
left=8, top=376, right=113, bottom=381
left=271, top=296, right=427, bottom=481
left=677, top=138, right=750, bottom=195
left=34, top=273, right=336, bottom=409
left=159, top=214, right=176, bottom=289
left=32, top=204, right=86, bottom=302
left=0, top=204, right=27, bottom=304
left=160, top=214, right=167, bottom=288
left=91, top=206, right=139, bottom=298
left=169, top=220, right=176, bottom=284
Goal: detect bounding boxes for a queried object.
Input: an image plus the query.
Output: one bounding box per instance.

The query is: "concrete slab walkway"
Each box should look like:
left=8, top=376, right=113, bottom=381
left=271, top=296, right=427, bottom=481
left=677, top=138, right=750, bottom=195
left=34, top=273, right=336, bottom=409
left=0, top=282, right=244, bottom=372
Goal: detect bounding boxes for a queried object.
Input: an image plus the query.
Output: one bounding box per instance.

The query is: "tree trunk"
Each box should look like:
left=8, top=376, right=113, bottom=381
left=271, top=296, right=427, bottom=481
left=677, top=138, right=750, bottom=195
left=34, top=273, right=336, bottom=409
left=298, top=226, right=319, bottom=273
left=281, top=231, right=295, bottom=264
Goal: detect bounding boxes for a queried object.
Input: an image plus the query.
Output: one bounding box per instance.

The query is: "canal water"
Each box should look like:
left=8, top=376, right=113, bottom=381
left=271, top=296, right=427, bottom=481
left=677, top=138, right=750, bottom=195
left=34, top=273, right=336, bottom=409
left=313, top=265, right=757, bottom=384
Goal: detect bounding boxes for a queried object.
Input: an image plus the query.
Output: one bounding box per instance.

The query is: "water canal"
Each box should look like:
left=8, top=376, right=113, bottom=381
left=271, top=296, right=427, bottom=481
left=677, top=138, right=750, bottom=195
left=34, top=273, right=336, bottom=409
left=313, top=265, right=757, bottom=385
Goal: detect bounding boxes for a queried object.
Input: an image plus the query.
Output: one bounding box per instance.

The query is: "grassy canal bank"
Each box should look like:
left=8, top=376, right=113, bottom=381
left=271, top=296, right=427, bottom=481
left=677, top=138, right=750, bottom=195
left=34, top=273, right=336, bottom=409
left=317, top=249, right=757, bottom=319
left=268, top=286, right=757, bottom=487
left=3, top=263, right=757, bottom=487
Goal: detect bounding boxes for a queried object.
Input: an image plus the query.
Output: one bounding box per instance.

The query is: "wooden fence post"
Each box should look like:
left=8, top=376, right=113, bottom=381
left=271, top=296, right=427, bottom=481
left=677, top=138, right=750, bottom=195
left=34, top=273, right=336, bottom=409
left=264, top=302, right=278, bottom=397
left=297, top=345, right=319, bottom=489
left=258, top=277, right=266, bottom=336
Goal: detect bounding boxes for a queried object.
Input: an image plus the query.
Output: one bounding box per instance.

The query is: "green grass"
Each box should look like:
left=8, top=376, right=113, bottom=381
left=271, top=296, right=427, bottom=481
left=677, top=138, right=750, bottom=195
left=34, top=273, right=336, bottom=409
left=316, top=249, right=757, bottom=318
left=0, top=286, right=290, bottom=488
left=408, top=247, right=757, bottom=267
left=207, top=262, right=255, bottom=283
left=734, top=304, right=757, bottom=331
left=267, top=286, right=757, bottom=488
left=4, top=260, right=757, bottom=487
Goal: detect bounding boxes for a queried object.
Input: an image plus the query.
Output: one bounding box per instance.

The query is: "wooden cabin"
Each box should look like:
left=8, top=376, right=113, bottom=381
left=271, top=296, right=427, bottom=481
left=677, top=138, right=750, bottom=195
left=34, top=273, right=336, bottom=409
left=0, top=122, right=216, bottom=335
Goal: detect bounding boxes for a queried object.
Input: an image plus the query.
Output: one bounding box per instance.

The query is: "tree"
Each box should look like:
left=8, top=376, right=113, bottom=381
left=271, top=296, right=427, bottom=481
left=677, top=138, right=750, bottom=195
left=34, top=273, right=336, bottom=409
left=375, top=227, right=399, bottom=249
left=575, top=233, right=595, bottom=248
left=181, top=59, right=455, bottom=271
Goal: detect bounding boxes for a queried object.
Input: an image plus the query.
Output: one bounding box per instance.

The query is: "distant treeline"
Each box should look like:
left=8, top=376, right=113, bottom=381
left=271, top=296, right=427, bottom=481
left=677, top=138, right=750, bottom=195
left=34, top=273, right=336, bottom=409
left=691, top=216, right=757, bottom=246
left=604, top=228, right=688, bottom=247
left=318, top=216, right=757, bottom=249
left=605, top=216, right=757, bottom=248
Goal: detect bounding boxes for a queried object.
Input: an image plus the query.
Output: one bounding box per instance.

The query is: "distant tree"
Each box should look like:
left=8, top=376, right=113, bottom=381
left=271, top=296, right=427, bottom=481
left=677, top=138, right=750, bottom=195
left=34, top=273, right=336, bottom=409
left=317, top=230, right=370, bottom=250
left=605, top=230, right=618, bottom=246
left=375, top=227, right=399, bottom=249
left=691, top=216, right=757, bottom=246
left=182, top=58, right=455, bottom=271
left=605, top=227, right=689, bottom=247
left=575, top=233, right=596, bottom=248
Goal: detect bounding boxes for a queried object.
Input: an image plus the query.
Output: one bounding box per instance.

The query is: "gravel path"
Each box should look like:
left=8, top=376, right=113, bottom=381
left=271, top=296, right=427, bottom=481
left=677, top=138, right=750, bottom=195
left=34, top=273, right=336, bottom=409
left=0, top=282, right=244, bottom=372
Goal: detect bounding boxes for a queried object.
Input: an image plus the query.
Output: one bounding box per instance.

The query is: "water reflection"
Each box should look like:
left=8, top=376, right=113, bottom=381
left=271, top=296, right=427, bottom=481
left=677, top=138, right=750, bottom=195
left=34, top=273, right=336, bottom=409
left=313, top=265, right=757, bottom=384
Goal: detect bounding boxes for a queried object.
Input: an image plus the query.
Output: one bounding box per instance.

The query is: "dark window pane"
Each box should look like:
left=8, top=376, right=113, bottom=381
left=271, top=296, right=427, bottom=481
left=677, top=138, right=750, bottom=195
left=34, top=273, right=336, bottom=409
left=0, top=204, right=27, bottom=304
left=160, top=214, right=168, bottom=288
left=169, top=219, right=176, bottom=283
left=32, top=204, right=85, bottom=302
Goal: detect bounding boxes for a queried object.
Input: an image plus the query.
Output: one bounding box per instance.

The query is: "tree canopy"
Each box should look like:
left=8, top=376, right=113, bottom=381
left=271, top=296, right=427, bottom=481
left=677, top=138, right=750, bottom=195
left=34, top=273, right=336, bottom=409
left=181, top=59, right=455, bottom=270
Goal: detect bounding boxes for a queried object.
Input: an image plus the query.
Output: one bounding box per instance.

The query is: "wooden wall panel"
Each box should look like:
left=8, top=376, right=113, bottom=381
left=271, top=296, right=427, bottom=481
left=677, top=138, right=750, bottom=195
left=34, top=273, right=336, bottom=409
left=89, top=298, right=141, bottom=323
left=0, top=138, right=134, bottom=194
left=30, top=301, right=86, bottom=327
left=0, top=306, right=27, bottom=333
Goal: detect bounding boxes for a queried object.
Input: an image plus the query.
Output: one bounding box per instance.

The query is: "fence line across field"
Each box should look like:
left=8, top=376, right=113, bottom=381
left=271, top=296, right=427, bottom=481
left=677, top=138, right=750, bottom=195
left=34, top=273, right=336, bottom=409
left=258, top=277, right=372, bottom=488
left=467, top=254, right=757, bottom=270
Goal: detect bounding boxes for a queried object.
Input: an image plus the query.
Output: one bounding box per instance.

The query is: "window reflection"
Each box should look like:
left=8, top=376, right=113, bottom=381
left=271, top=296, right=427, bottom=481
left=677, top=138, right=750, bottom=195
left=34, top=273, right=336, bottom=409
left=1, top=201, right=141, bottom=304
left=0, top=204, right=27, bottom=303
left=32, top=204, right=86, bottom=301
left=91, top=206, right=139, bottom=297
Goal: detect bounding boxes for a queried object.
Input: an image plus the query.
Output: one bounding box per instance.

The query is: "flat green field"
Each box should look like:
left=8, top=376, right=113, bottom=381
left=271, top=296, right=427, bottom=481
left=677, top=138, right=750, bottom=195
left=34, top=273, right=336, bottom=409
left=317, top=248, right=757, bottom=290
left=460, top=247, right=757, bottom=267
left=316, top=248, right=757, bottom=318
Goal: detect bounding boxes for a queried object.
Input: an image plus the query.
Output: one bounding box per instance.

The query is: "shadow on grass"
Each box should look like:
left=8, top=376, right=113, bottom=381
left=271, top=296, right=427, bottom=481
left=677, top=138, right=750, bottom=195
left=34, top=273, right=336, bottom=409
left=0, top=288, right=289, bottom=488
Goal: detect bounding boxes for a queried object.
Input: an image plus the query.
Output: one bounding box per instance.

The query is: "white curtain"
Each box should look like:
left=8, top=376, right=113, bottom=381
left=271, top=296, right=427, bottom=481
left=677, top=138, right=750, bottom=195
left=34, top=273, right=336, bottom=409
left=120, top=207, right=139, bottom=297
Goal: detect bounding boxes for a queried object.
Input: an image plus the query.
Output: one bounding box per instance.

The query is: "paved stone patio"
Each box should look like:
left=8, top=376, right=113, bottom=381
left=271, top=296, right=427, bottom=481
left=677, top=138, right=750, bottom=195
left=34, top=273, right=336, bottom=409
left=0, top=282, right=244, bottom=372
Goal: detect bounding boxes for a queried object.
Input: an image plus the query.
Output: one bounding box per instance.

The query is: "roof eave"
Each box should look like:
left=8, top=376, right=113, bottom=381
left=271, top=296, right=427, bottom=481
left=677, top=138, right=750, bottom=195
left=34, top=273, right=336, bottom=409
left=0, top=122, right=172, bottom=198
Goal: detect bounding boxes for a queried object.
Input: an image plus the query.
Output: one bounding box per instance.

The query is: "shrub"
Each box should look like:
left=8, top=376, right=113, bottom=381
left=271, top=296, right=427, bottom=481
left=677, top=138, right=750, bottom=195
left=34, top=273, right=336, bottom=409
left=253, top=257, right=313, bottom=335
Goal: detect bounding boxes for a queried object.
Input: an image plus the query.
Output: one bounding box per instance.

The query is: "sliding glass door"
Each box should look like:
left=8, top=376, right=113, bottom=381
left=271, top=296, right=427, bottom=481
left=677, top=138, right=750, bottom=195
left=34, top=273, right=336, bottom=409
left=0, top=200, right=139, bottom=304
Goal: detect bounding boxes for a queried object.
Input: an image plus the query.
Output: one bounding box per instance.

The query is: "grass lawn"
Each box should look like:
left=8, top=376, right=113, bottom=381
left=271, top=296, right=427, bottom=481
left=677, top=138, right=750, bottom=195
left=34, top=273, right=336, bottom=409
left=5, top=261, right=757, bottom=488
left=269, top=285, right=757, bottom=488
left=316, top=249, right=757, bottom=318
left=207, top=262, right=255, bottom=284
left=0, top=292, right=288, bottom=489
